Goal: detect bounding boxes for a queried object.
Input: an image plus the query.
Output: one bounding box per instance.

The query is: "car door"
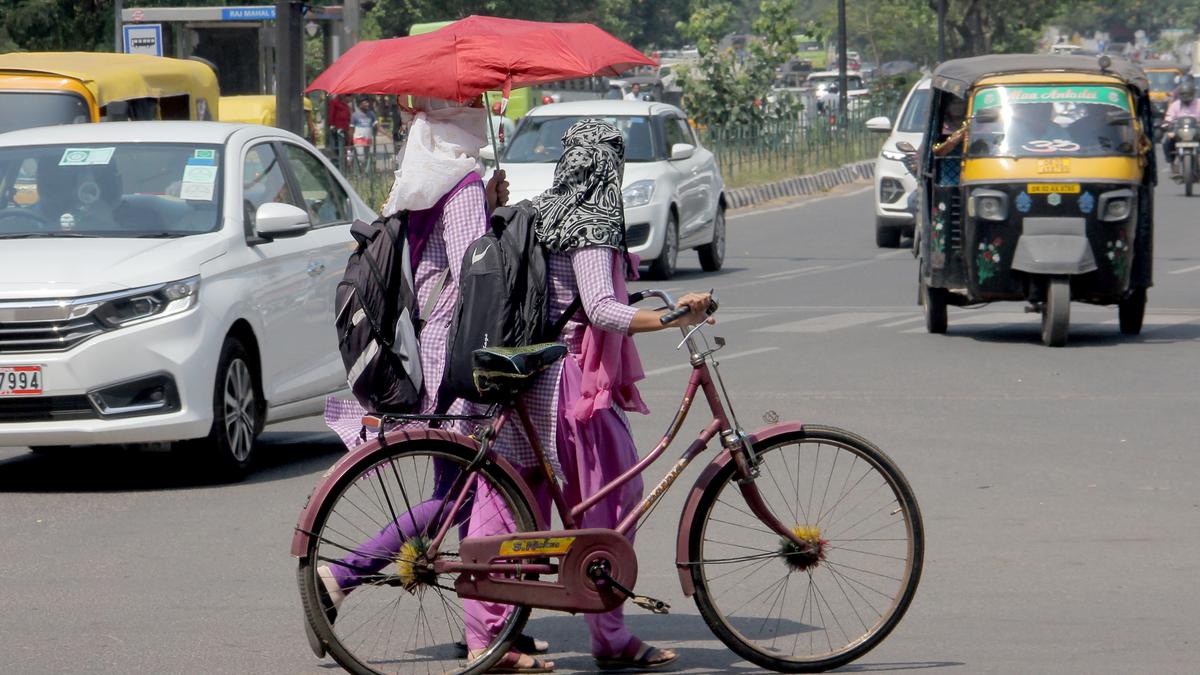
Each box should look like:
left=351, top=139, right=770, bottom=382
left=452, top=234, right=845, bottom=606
left=662, top=114, right=705, bottom=239
left=276, top=141, right=357, bottom=399
left=238, top=141, right=320, bottom=406
left=679, top=117, right=719, bottom=232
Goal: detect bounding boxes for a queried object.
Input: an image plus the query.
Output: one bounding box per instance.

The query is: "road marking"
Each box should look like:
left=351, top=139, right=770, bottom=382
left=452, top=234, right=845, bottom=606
left=756, top=312, right=908, bottom=333
left=642, top=347, right=779, bottom=377
left=875, top=250, right=907, bottom=259
left=727, top=184, right=874, bottom=221
left=756, top=265, right=828, bottom=279
left=1168, top=263, right=1200, bottom=275
left=878, top=315, right=925, bottom=328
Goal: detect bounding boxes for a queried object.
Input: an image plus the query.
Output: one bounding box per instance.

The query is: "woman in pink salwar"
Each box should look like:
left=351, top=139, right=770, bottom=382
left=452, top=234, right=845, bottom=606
left=465, top=119, right=714, bottom=672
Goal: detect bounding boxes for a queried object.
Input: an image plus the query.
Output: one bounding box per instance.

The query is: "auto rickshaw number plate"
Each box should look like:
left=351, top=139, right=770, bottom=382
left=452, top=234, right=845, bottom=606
left=1036, top=158, right=1071, bottom=174
left=1027, top=183, right=1080, bottom=194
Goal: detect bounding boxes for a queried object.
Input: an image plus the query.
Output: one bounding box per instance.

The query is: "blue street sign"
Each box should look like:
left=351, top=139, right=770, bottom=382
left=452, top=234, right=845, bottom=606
left=123, top=24, right=163, bottom=56
left=221, top=7, right=277, bottom=21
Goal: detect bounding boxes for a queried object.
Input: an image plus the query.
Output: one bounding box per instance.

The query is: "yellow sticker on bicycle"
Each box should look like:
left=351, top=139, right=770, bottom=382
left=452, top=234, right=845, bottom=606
left=1027, top=183, right=1080, bottom=194
left=499, top=536, right=576, bottom=556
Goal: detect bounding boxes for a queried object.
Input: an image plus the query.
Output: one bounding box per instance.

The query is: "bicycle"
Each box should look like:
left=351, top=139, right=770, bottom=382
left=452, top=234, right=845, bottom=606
left=293, top=290, right=924, bottom=674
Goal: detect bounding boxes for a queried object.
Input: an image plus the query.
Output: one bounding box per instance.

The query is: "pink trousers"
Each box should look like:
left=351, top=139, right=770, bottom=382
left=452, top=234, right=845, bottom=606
left=465, top=356, right=644, bottom=657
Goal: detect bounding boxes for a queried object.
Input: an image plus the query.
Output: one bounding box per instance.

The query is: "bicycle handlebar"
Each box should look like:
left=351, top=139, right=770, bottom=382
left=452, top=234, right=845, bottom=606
left=630, top=288, right=719, bottom=325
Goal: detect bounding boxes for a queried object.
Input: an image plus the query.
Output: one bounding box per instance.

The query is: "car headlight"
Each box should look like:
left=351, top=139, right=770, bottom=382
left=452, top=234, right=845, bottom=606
left=622, top=180, right=656, bottom=208
left=93, top=277, right=200, bottom=328
left=881, top=149, right=907, bottom=162
left=969, top=190, right=1008, bottom=222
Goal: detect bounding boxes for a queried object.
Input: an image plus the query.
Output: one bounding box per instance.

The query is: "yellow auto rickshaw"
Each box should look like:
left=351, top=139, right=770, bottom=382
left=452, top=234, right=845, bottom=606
left=218, top=95, right=317, bottom=144
left=0, top=52, right=219, bottom=135
left=1139, top=59, right=1185, bottom=136
left=917, top=54, right=1154, bottom=346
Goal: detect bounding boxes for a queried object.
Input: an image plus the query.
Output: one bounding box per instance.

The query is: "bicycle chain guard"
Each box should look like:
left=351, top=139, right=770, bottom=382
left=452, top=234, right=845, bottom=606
left=454, top=528, right=637, bottom=614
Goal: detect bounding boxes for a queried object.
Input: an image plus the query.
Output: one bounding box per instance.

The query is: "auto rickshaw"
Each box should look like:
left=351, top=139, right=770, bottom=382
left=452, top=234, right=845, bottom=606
left=916, top=55, right=1154, bottom=346
left=1139, top=59, right=1185, bottom=139
left=0, top=52, right=219, bottom=135
left=218, top=95, right=317, bottom=143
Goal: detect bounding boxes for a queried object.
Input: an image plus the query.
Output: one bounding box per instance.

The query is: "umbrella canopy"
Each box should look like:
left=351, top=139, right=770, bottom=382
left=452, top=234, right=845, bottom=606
left=306, top=15, right=657, bottom=101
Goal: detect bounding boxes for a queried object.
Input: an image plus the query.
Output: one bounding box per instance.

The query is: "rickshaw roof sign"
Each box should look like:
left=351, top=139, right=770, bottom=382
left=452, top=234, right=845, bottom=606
left=972, top=85, right=1132, bottom=112
left=932, top=54, right=1148, bottom=98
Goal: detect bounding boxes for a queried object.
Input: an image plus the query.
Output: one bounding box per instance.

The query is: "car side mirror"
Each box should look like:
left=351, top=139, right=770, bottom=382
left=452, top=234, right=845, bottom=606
left=866, top=116, right=892, bottom=132
left=973, top=108, right=1000, bottom=124
left=106, top=100, right=131, bottom=122
left=1106, top=110, right=1134, bottom=126
left=670, top=143, right=695, bottom=161
left=255, top=202, right=311, bottom=240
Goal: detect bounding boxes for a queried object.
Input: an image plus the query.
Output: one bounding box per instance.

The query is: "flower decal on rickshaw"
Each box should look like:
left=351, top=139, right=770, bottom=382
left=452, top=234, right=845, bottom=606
left=931, top=202, right=947, bottom=253
left=1079, top=191, right=1095, bottom=215
left=1106, top=234, right=1129, bottom=279
left=977, top=237, right=1003, bottom=283
left=1015, top=191, right=1032, bottom=214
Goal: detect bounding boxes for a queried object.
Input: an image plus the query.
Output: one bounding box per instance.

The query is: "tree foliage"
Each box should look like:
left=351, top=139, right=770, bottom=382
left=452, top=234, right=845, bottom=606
left=1051, top=0, right=1200, bottom=44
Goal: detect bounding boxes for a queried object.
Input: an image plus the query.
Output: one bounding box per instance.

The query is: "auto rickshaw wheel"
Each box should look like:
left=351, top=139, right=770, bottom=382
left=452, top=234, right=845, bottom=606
left=1041, top=276, right=1070, bottom=347
left=921, top=278, right=948, bottom=334
left=1119, top=287, right=1147, bottom=335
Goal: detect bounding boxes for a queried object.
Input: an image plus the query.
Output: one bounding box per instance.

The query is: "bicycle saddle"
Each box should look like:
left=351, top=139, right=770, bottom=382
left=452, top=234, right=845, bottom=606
left=471, top=343, right=568, bottom=400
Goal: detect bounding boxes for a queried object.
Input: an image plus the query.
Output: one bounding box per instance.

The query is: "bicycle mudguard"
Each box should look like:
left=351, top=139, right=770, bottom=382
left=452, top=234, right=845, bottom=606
left=674, top=422, right=805, bottom=596
left=290, top=427, right=548, bottom=558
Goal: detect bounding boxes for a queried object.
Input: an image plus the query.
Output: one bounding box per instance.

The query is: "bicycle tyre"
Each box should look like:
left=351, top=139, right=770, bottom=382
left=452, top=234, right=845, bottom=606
left=688, top=425, right=923, bottom=673
left=298, top=440, right=539, bottom=675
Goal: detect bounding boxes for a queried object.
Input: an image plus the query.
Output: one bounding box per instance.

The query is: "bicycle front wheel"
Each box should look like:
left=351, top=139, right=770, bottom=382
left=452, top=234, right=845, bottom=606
left=298, top=440, right=539, bottom=675
left=689, top=425, right=923, bottom=672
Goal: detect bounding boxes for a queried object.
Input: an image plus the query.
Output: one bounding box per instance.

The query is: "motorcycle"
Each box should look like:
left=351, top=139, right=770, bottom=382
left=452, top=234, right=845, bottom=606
left=1169, top=116, right=1199, bottom=196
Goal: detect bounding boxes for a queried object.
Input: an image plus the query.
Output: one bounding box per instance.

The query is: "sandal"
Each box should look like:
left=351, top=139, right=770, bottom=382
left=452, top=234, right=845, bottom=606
left=484, top=650, right=555, bottom=673
left=594, top=637, right=678, bottom=671
left=456, top=634, right=550, bottom=656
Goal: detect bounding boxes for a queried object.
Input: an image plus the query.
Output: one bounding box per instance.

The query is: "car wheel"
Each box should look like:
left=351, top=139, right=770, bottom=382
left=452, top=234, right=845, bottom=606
left=649, top=211, right=680, bottom=280
left=875, top=217, right=901, bottom=248
left=698, top=206, right=726, bottom=272
left=185, top=337, right=262, bottom=479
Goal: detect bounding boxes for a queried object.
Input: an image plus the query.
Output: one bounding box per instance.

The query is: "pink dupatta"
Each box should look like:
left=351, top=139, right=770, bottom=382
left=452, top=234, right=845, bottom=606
left=572, top=253, right=650, bottom=422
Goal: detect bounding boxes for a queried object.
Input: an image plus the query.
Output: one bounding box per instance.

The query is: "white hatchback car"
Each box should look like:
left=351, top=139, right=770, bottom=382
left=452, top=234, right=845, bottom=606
left=866, top=77, right=931, bottom=247
left=493, top=100, right=726, bottom=279
left=0, top=122, right=373, bottom=473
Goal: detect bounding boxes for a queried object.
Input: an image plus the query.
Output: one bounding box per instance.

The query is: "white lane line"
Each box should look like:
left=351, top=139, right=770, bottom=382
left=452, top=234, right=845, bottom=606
left=1168, top=263, right=1200, bottom=275
left=756, top=312, right=908, bottom=333
left=875, top=250, right=907, bottom=260
left=727, top=184, right=874, bottom=220
left=878, top=315, right=925, bottom=328
left=722, top=257, right=883, bottom=291
left=756, top=265, right=828, bottom=279
left=643, top=347, right=779, bottom=377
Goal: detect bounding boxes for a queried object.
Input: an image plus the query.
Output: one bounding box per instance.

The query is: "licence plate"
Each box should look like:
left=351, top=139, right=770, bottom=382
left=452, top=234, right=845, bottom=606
left=0, top=366, right=43, bottom=396
left=1027, top=183, right=1080, bottom=194
left=1177, top=142, right=1199, bottom=148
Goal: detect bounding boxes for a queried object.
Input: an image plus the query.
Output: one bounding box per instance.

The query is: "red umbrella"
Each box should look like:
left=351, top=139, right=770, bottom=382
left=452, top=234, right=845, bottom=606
left=306, top=15, right=656, bottom=101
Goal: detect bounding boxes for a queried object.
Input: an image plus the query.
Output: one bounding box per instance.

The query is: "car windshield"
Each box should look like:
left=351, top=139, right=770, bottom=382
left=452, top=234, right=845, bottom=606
left=1146, top=70, right=1179, bottom=92
left=0, top=143, right=223, bottom=238
left=966, top=84, right=1137, bottom=158
left=897, top=88, right=931, bottom=133
left=0, top=92, right=91, bottom=135
left=503, top=115, right=659, bottom=163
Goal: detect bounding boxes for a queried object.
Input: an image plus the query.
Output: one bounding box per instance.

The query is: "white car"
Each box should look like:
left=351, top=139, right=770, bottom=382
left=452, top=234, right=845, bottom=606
left=866, top=77, right=931, bottom=247
left=491, top=100, right=726, bottom=279
left=0, top=122, right=374, bottom=473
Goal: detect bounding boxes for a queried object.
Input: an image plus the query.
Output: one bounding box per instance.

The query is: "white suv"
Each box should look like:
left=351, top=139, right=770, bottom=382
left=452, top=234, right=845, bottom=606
left=0, top=122, right=374, bottom=474
left=866, top=77, right=931, bottom=247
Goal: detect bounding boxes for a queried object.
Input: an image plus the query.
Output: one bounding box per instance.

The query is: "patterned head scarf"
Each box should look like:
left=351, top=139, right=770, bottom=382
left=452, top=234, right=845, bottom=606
left=533, top=119, right=626, bottom=253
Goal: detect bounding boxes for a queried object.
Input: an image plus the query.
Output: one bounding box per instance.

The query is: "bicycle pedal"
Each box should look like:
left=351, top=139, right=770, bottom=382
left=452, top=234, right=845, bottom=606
left=632, top=595, right=671, bottom=614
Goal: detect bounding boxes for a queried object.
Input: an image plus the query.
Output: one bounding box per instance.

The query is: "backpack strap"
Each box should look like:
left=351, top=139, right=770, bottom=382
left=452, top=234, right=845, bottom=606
left=549, top=295, right=583, bottom=340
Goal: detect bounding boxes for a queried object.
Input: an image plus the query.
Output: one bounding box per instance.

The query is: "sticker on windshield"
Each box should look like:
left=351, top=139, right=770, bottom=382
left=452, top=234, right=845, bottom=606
left=59, top=147, right=115, bottom=166
left=193, top=149, right=216, bottom=160
left=975, top=85, right=1130, bottom=111
left=179, top=181, right=215, bottom=201
left=182, top=165, right=218, bottom=184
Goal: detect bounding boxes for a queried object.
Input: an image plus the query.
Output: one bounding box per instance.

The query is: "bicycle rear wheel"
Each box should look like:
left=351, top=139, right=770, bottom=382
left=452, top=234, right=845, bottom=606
left=298, top=440, right=539, bottom=675
left=689, top=425, right=923, bottom=672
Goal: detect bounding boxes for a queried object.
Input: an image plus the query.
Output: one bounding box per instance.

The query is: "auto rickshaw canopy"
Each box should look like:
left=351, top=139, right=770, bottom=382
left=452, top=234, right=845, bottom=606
left=0, top=52, right=219, bottom=113
left=931, top=54, right=1149, bottom=99
left=218, top=95, right=312, bottom=126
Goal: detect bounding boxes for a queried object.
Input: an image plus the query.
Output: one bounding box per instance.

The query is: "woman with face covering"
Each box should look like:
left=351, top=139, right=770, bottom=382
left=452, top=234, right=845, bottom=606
left=312, top=95, right=543, bottom=658
left=464, top=119, right=714, bottom=672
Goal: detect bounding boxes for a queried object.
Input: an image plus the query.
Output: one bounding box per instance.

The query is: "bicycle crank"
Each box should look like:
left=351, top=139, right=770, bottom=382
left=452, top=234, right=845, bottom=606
left=587, top=560, right=671, bottom=614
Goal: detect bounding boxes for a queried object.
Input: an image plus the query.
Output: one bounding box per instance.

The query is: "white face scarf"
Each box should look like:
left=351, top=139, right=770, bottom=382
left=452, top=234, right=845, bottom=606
left=382, top=105, right=489, bottom=214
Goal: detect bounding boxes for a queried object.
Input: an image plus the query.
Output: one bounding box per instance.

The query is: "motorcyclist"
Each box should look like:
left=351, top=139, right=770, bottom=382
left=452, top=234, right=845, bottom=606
left=1163, top=79, right=1200, bottom=174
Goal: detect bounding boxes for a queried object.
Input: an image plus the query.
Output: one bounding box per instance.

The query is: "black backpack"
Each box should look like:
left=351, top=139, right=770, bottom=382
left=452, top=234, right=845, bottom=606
left=438, top=201, right=578, bottom=406
left=334, top=213, right=448, bottom=413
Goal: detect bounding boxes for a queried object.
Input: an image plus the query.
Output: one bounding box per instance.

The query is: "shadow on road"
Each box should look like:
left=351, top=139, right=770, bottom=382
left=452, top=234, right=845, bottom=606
left=0, top=430, right=343, bottom=493
left=945, top=322, right=1200, bottom=347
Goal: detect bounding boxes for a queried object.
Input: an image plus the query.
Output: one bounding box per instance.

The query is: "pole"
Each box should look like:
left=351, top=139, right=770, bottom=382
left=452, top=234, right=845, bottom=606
left=114, top=0, right=123, bottom=52
left=344, top=0, right=361, bottom=53
left=837, top=0, right=848, bottom=119
left=937, top=0, right=947, bottom=62
left=276, top=0, right=305, bottom=135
